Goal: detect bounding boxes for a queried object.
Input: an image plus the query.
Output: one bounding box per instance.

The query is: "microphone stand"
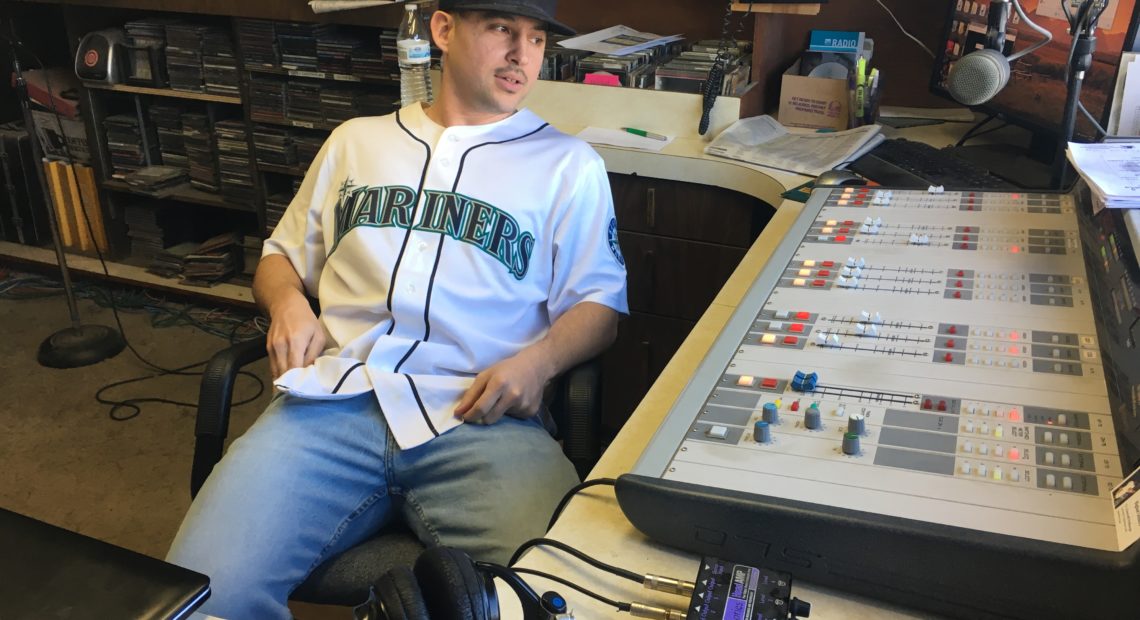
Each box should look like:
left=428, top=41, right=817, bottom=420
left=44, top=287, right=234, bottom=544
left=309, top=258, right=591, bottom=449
left=7, top=27, right=124, bottom=367
left=1051, top=1, right=1101, bottom=189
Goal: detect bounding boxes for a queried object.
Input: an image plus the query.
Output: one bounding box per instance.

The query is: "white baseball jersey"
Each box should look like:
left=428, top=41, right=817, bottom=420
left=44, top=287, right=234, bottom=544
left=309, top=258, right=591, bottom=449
left=263, top=103, right=629, bottom=449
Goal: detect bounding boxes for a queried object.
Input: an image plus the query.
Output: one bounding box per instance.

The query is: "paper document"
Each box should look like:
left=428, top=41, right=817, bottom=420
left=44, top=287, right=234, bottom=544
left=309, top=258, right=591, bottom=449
left=1066, top=141, right=1140, bottom=208
left=576, top=127, right=673, bottom=152
left=308, top=0, right=399, bottom=14
left=1112, top=54, right=1140, bottom=137
left=557, top=25, right=683, bottom=56
left=704, top=115, right=884, bottom=177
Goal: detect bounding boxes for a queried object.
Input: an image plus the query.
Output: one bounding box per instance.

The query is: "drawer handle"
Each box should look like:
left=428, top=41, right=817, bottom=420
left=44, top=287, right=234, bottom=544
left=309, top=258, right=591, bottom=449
left=646, top=187, right=656, bottom=229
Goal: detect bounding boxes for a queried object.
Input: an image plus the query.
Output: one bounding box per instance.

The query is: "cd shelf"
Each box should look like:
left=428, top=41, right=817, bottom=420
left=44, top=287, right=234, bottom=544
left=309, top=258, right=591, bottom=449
left=102, top=179, right=258, bottom=213
left=85, top=83, right=242, bottom=105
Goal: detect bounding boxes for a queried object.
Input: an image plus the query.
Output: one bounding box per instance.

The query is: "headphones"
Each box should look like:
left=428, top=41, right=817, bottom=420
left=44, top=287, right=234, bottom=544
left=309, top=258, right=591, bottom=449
left=355, top=546, right=570, bottom=620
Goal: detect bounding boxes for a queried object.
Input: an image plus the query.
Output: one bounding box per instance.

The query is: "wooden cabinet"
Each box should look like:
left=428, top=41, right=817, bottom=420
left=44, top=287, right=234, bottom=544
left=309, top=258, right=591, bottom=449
left=601, top=173, right=771, bottom=439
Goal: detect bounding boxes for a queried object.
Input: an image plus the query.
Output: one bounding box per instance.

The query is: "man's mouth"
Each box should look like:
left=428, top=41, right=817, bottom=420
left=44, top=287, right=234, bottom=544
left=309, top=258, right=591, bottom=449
left=496, top=72, right=525, bottom=87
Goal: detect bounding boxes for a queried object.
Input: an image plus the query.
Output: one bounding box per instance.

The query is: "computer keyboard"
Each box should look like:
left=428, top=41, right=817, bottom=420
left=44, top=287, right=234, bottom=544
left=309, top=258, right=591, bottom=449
left=848, top=138, right=1016, bottom=190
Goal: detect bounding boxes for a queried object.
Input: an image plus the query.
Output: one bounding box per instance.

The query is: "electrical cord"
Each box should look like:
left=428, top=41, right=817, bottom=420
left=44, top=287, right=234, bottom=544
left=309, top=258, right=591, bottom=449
left=700, top=0, right=753, bottom=135
left=3, top=27, right=267, bottom=420
left=954, top=114, right=998, bottom=147
left=509, top=537, right=642, bottom=582
left=509, top=567, right=631, bottom=612
left=873, top=0, right=935, bottom=59
left=546, top=477, right=616, bottom=530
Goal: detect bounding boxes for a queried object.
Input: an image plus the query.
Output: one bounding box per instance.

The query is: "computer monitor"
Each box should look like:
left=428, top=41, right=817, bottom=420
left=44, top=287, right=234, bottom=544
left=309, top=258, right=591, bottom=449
left=931, top=0, right=1140, bottom=142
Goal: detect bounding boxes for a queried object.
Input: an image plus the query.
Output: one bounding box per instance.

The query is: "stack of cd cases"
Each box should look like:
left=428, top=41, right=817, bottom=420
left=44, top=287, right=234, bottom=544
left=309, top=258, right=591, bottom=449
left=286, top=80, right=324, bottom=123
left=236, top=19, right=278, bottom=69
left=317, top=34, right=362, bottom=75
left=180, top=112, right=219, bottom=192
left=249, top=75, right=288, bottom=123
left=251, top=125, right=297, bottom=167
left=202, top=27, right=240, bottom=97
left=213, top=120, right=255, bottom=204
left=148, top=104, right=188, bottom=170
left=276, top=22, right=333, bottom=71
left=105, top=114, right=156, bottom=179
left=165, top=22, right=209, bottom=92
left=264, top=181, right=299, bottom=237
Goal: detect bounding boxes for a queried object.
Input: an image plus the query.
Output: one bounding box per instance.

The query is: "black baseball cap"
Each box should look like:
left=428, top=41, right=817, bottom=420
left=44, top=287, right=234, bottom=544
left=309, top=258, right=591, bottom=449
left=438, top=0, right=575, bottom=36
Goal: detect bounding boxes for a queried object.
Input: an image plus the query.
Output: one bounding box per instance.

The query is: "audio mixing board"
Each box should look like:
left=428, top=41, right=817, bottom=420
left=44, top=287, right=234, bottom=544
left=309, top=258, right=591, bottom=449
left=616, top=186, right=1140, bottom=620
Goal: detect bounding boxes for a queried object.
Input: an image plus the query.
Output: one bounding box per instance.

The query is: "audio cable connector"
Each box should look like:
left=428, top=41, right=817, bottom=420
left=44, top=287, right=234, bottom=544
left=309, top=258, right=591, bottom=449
left=629, top=602, right=687, bottom=620
left=642, top=574, right=695, bottom=598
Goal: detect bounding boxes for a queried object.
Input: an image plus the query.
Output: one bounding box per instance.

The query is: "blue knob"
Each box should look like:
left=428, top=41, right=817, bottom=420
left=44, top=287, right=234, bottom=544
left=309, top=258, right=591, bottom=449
left=762, top=402, right=779, bottom=424
left=754, top=420, right=772, bottom=443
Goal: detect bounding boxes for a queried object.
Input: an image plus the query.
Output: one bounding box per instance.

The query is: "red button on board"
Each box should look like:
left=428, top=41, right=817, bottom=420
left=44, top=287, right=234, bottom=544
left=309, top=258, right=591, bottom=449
left=938, top=400, right=948, bottom=411
left=783, top=336, right=798, bottom=345
left=943, top=353, right=954, bottom=362
left=946, top=340, right=956, bottom=348
left=957, top=270, right=965, bottom=277
left=761, top=378, right=779, bottom=389
left=795, top=312, right=810, bottom=320
left=812, top=279, right=826, bottom=287
left=839, top=227, right=850, bottom=233
left=789, top=323, right=805, bottom=333
left=834, top=236, right=847, bottom=243
left=821, top=261, right=835, bottom=267
left=923, top=399, right=933, bottom=410
left=954, top=291, right=962, bottom=299
left=948, top=325, right=958, bottom=334
left=817, top=270, right=831, bottom=277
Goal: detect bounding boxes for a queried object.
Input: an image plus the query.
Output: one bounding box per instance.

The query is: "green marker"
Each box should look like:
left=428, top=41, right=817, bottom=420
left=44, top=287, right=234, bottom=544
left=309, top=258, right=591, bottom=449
left=622, top=127, right=668, bottom=141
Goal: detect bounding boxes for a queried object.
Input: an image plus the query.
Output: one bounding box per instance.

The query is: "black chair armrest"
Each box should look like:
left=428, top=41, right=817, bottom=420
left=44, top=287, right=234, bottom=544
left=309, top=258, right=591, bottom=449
left=191, top=335, right=268, bottom=498
left=551, top=358, right=602, bottom=479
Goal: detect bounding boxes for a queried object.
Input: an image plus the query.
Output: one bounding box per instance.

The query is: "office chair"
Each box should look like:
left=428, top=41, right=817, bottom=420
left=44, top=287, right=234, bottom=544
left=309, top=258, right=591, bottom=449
left=190, top=335, right=603, bottom=605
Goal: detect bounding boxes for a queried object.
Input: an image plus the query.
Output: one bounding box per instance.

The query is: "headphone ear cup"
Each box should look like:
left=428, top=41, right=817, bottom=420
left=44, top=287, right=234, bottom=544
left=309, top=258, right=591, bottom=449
left=414, top=546, right=493, bottom=620
left=375, top=567, right=431, bottom=620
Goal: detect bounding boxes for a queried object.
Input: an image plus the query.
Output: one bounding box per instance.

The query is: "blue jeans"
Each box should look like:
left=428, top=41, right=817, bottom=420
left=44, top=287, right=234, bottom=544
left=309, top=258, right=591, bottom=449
left=166, top=392, right=579, bottom=619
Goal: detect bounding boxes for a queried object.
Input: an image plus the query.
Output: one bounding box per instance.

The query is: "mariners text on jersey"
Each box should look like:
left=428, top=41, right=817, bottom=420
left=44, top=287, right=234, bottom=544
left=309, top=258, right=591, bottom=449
left=331, top=181, right=535, bottom=280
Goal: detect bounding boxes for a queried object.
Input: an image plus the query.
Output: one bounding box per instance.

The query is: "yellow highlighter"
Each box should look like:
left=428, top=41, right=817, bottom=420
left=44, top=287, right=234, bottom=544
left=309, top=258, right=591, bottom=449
left=855, top=57, right=867, bottom=121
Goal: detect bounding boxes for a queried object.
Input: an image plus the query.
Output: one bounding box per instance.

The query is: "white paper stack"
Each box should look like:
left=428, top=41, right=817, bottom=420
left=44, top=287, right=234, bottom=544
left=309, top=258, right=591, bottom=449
left=1066, top=141, right=1140, bottom=210
left=1108, top=52, right=1140, bottom=137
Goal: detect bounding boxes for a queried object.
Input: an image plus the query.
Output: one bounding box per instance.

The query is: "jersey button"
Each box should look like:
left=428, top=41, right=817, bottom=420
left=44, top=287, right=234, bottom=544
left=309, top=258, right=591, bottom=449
left=440, top=157, right=451, bottom=166
left=419, top=242, right=428, bottom=251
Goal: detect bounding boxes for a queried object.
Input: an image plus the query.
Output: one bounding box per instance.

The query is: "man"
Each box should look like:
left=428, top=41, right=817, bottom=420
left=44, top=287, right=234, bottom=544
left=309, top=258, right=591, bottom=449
left=165, top=1, right=628, bottom=617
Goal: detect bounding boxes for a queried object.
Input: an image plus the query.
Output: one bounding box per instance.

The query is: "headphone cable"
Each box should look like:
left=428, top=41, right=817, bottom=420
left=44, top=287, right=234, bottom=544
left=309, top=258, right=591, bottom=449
left=509, top=567, right=631, bottom=612
left=546, top=477, right=615, bottom=530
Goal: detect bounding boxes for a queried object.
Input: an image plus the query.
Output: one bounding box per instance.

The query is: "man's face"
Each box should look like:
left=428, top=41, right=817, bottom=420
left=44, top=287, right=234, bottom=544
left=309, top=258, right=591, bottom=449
left=433, top=10, right=548, bottom=118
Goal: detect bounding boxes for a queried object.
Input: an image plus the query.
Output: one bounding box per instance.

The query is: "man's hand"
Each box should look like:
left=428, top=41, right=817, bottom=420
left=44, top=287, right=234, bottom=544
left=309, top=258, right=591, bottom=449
left=455, top=349, right=555, bottom=425
left=265, top=294, right=325, bottom=380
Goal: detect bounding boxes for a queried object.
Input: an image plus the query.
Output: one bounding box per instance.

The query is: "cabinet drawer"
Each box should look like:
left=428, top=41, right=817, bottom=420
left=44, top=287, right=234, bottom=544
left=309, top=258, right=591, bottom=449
left=620, top=231, right=746, bottom=321
left=600, top=312, right=696, bottom=438
left=609, top=173, right=766, bottom=248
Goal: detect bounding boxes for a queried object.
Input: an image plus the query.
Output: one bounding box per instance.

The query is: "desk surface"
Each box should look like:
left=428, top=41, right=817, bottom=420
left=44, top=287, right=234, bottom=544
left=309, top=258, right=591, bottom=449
left=498, top=119, right=1005, bottom=619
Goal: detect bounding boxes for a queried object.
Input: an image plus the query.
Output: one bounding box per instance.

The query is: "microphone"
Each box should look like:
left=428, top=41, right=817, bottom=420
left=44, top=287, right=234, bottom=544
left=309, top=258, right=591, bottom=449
left=947, top=0, right=1012, bottom=106
left=946, top=0, right=1053, bottom=107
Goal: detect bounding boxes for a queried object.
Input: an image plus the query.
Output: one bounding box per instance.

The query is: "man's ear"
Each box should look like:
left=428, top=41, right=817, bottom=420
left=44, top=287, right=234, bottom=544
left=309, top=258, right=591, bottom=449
left=431, top=10, right=456, bottom=55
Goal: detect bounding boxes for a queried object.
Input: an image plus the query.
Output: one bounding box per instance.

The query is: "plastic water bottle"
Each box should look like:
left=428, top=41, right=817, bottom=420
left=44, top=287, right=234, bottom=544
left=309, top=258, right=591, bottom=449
left=398, top=2, right=433, bottom=107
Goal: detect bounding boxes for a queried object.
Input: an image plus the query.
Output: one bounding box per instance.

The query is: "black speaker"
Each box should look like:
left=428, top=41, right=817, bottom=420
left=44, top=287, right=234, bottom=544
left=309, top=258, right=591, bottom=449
left=0, top=121, right=51, bottom=245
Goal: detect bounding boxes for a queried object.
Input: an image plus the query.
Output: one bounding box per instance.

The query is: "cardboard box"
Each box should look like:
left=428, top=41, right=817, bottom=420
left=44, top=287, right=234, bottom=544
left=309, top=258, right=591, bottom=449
left=30, top=109, right=91, bottom=164
left=777, top=62, right=849, bottom=131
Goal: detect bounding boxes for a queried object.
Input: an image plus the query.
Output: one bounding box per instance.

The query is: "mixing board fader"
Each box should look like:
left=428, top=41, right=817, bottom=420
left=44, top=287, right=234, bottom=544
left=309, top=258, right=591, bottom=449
left=617, top=187, right=1140, bottom=620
